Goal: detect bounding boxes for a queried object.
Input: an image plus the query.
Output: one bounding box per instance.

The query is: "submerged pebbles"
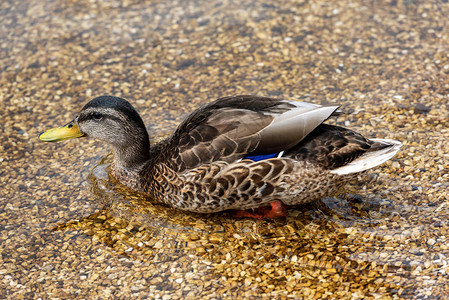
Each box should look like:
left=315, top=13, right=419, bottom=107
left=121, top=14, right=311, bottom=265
left=1, top=0, right=448, bottom=298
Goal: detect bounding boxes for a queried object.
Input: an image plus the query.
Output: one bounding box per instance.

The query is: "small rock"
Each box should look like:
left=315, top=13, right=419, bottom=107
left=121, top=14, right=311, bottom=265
left=427, top=238, right=436, bottom=246
left=414, top=103, right=431, bottom=114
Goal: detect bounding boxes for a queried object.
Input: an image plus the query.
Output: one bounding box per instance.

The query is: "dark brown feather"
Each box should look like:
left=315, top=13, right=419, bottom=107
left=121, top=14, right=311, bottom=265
left=286, top=124, right=381, bottom=169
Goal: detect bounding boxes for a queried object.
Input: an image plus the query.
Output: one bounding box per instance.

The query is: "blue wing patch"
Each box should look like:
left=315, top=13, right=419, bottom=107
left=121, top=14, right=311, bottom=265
left=244, top=153, right=278, bottom=162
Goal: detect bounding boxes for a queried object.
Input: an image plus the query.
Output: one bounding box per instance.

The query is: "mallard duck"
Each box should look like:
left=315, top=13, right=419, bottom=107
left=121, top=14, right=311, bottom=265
left=39, top=95, right=401, bottom=218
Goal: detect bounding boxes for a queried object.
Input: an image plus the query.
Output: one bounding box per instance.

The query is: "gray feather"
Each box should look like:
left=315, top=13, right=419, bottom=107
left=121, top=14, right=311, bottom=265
left=255, top=105, right=339, bottom=154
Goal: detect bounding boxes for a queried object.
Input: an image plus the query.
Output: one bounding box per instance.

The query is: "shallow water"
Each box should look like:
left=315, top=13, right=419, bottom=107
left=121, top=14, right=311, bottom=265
left=75, top=157, right=448, bottom=297
left=1, top=0, right=449, bottom=298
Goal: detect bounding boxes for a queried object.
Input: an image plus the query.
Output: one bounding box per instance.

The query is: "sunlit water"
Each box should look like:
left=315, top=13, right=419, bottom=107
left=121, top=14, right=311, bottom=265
left=50, top=151, right=449, bottom=297
left=2, top=0, right=449, bottom=297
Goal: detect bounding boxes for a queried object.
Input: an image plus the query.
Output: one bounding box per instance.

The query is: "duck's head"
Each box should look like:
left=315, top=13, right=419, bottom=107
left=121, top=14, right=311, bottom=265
left=39, top=96, right=150, bottom=168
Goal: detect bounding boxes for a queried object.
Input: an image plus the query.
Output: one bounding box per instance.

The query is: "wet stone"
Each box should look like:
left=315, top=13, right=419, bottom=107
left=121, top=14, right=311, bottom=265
left=413, top=103, right=431, bottom=114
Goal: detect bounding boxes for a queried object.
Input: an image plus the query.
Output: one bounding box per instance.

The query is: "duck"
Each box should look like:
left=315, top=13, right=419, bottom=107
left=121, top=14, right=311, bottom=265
left=39, top=95, right=401, bottom=218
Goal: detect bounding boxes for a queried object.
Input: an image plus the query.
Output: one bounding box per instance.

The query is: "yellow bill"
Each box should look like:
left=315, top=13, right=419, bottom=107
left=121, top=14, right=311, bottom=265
left=39, top=120, right=85, bottom=142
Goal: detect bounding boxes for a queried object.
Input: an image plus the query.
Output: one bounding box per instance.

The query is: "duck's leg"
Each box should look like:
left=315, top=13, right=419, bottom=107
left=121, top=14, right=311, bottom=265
left=264, top=200, right=287, bottom=218
left=233, top=200, right=287, bottom=219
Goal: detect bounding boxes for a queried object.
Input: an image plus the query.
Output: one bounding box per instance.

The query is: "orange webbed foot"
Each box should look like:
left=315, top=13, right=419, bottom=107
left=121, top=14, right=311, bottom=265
left=232, top=200, right=287, bottom=219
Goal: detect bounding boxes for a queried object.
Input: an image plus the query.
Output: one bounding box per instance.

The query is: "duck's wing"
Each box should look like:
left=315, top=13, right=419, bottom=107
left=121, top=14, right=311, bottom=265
left=163, top=95, right=339, bottom=172
left=286, top=124, right=373, bottom=169
left=286, top=124, right=402, bottom=172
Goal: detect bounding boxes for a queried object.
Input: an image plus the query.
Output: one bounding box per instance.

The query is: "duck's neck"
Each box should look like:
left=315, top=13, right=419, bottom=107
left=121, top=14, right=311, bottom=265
left=112, top=132, right=151, bottom=172
left=110, top=133, right=155, bottom=194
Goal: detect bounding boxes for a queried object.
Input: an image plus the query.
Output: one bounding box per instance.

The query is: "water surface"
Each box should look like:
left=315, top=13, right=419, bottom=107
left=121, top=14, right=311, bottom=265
left=1, top=0, right=448, bottom=298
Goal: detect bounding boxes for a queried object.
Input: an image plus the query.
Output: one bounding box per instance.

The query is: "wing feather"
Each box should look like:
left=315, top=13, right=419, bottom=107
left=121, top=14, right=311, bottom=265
left=160, top=95, right=337, bottom=172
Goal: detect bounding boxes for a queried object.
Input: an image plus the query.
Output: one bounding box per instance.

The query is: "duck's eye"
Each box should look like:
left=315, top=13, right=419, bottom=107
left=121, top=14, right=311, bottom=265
left=92, top=112, right=103, bottom=120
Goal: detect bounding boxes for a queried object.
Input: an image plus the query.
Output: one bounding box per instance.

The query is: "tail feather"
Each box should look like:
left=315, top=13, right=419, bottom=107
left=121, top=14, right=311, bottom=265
left=330, top=139, right=402, bottom=175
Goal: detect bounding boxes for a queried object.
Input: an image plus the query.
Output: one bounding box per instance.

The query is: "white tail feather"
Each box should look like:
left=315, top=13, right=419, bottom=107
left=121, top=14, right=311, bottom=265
left=330, top=139, right=402, bottom=175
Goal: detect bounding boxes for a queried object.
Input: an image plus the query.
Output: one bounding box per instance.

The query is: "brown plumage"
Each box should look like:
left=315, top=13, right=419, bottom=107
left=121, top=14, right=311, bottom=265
left=39, top=95, right=402, bottom=215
